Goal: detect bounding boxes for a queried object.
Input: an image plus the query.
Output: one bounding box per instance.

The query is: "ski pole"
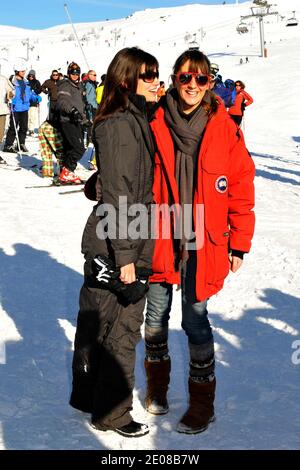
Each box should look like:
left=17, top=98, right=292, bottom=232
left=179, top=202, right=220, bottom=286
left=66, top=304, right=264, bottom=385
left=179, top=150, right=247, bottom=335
left=10, top=104, right=22, bottom=161
left=38, top=103, right=41, bottom=129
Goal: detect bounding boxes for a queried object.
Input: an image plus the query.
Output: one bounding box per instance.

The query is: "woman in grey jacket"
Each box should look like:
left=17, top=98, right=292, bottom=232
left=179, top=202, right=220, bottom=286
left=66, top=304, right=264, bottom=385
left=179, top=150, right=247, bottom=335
left=70, top=47, right=160, bottom=437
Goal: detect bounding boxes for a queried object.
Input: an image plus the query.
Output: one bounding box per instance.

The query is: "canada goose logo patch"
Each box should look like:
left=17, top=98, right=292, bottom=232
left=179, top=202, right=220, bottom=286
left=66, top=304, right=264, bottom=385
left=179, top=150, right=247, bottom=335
left=215, top=176, right=228, bottom=193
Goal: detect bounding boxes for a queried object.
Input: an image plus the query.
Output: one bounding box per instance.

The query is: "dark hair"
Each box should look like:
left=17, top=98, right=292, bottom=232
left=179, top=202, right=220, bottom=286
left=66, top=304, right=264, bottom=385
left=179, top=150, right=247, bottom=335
left=235, top=80, right=245, bottom=89
left=94, top=47, right=158, bottom=125
left=172, top=49, right=218, bottom=118
left=67, top=61, right=81, bottom=75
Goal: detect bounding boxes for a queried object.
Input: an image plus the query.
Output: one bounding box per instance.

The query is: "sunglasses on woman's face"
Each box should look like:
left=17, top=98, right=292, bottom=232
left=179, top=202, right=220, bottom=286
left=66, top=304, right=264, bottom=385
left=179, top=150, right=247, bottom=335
left=176, top=72, right=210, bottom=87
left=139, top=71, right=159, bottom=83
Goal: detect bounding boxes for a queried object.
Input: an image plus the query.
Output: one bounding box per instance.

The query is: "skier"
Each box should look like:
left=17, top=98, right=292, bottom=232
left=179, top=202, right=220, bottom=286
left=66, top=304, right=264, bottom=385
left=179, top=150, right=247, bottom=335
left=82, top=69, right=98, bottom=146
left=0, top=73, right=15, bottom=155
left=41, top=70, right=60, bottom=122
left=56, top=62, right=85, bottom=183
left=3, top=62, right=32, bottom=153
left=211, top=74, right=234, bottom=108
left=228, top=80, right=253, bottom=126
left=27, top=69, right=42, bottom=136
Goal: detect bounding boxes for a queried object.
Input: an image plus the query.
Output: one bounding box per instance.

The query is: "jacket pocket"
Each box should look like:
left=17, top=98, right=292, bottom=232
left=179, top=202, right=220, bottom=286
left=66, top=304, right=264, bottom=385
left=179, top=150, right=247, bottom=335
left=206, top=228, right=230, bottom=284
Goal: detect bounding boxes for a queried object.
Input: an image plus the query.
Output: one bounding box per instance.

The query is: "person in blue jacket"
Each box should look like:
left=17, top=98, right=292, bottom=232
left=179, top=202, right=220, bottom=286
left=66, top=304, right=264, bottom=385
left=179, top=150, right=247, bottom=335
left=210, top=74, right=234, bottom=109
left=3, top=63, right=33, bottom=152
left=83, top=69, right=98, bottom=146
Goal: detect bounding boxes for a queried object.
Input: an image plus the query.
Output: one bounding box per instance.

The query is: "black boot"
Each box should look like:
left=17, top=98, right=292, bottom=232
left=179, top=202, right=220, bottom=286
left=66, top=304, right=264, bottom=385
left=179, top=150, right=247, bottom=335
left=20, top=144, right=29, bottom=152
left=115, top=421, right=149, bottom=438
left=2, top=145, right=17, bottom=153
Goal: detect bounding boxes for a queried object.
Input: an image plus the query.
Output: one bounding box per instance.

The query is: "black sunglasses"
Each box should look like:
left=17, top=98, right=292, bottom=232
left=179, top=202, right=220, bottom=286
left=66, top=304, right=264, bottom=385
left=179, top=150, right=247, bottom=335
left=139, top=71, right=159, bottom=83
left=69, top=69, right=80, bottom=76
left=176, top=72, right=210, bottom=86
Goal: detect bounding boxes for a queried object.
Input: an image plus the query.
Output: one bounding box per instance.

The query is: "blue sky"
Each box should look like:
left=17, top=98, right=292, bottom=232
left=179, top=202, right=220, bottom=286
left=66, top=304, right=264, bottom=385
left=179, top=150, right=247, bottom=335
left=2, top=0, right=248, bottom=29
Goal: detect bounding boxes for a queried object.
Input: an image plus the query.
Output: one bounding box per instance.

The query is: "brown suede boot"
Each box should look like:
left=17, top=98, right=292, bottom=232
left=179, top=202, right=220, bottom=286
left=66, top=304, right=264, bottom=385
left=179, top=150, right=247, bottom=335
left=177, top=378, right=216, bottom=434
left=144, top=358, right=171, bottom=415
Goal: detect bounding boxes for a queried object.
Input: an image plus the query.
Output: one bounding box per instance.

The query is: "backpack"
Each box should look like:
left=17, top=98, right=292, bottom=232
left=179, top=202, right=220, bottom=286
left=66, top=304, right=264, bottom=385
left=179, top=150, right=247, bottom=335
left=224, top=79, right=236, bottom=107
left=214, top=82, right=234, bottom=108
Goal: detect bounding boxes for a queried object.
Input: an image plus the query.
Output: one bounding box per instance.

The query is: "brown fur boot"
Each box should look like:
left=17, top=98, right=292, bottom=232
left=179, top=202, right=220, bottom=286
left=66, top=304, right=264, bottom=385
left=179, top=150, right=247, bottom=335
left=144, top=358, right=171, bottom=415
left=177, top=378, right=216, bottom=434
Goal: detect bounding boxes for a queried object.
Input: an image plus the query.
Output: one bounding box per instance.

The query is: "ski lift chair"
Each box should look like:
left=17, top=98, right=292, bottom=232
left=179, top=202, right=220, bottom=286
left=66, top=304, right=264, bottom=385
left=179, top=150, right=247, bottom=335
left=236, top=23, right=249, bottom=34
left=286, top=17, right=298, bottom=26
left=188, top=41, right=200, bottom=51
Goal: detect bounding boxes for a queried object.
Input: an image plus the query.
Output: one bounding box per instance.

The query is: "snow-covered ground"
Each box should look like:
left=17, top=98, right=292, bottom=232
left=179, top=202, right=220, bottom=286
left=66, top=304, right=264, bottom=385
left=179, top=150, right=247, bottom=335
left=0, top=0, right=300, bottom=450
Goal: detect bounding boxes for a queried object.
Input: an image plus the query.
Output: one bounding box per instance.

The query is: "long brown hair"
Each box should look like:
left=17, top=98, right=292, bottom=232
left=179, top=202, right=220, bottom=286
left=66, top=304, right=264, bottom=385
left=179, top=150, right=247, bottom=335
left=172, top=49, right=218, bottom=118
left=94, top=47, right=158, bottom=125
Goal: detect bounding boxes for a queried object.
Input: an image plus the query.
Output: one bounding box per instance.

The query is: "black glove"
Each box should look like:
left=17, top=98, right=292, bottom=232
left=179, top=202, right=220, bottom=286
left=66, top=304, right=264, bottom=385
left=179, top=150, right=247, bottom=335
left=92, top=255, right=152, bottom=304
left=70, top=107, right=82, bottom=124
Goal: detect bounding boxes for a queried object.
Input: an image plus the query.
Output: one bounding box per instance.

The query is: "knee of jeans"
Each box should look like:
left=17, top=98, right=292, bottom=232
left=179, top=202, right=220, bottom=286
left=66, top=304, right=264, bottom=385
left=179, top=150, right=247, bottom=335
left=182, top=302, right=212, bottom=344
left=182, top=320, right=213, bottom=345
left=145, top=304, right=170, bottom=329
left=146, top=284, right=172, bottom=326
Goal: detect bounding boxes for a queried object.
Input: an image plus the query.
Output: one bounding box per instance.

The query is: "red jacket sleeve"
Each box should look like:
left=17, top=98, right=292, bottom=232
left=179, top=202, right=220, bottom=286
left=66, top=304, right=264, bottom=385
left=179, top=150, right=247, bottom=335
left=228, top=129, right=255, bottom=252
left=242, top=90, right=253, bottom=107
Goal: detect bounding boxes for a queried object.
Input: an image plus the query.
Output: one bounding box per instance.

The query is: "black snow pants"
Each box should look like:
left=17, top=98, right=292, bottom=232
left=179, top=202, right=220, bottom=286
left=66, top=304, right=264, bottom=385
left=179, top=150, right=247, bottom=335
left=60, top=121, right=85, bottom=172
left=5, top=110, right=28, bottom=146
left=70, top=209, right=146, bottom=430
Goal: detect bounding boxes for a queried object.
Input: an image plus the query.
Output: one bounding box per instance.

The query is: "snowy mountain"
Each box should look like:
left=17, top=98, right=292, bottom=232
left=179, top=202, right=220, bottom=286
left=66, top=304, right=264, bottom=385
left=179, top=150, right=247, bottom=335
left=0, top=0, right=300, bottom=451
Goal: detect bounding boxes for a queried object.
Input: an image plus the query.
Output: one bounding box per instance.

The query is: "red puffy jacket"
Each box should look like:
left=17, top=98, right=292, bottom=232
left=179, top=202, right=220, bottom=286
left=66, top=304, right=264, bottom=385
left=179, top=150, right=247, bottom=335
left=149, top=101, right=255, bottom=301
left=228, top=89, right=253, bottom=117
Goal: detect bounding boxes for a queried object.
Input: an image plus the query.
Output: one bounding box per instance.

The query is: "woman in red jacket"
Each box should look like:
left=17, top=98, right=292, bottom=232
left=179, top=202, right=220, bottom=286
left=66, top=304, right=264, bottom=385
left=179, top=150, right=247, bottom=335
left=144, top=50, right=255, bottom=434
left=228, top=80, right=253, bottom=126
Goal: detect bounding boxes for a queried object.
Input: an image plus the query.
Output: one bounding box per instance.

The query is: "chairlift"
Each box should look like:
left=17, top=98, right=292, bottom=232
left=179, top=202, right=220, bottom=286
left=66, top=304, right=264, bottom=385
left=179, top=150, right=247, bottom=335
left=188, top=41, right=200, bottom=51
left=236, top=22, right=249, bottom=34
left=286, top=11, right=298, bottom=27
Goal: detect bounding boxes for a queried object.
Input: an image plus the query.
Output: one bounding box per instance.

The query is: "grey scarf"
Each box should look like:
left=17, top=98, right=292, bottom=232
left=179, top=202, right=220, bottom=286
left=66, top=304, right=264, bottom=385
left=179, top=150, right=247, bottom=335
left=164, top=89, right=211, bottom=256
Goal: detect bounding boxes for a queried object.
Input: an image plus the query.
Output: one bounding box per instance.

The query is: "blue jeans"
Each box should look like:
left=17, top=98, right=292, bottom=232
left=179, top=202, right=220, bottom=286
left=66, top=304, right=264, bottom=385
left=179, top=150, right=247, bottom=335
left=146, top=253, right=213, bottom=345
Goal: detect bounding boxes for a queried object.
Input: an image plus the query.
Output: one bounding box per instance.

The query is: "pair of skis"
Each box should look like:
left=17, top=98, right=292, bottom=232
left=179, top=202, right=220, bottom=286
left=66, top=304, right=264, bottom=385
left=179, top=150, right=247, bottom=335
left=25, top=177, right=86, bottom=194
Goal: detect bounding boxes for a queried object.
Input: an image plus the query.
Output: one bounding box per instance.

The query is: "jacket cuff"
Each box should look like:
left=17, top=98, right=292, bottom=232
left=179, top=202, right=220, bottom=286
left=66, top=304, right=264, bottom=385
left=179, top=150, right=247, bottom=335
left=114, top=250, right=138, bottom=268
left=230, top=249, right=246, bottom=260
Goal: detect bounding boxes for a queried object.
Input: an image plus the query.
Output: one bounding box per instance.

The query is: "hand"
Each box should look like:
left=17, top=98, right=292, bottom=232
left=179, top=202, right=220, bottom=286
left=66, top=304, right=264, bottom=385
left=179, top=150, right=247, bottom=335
left=92, top=256, right=148, bottom=304
left=229, top=254, right=243, bottom=273
left=120, top=263, right=136, bottom=284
